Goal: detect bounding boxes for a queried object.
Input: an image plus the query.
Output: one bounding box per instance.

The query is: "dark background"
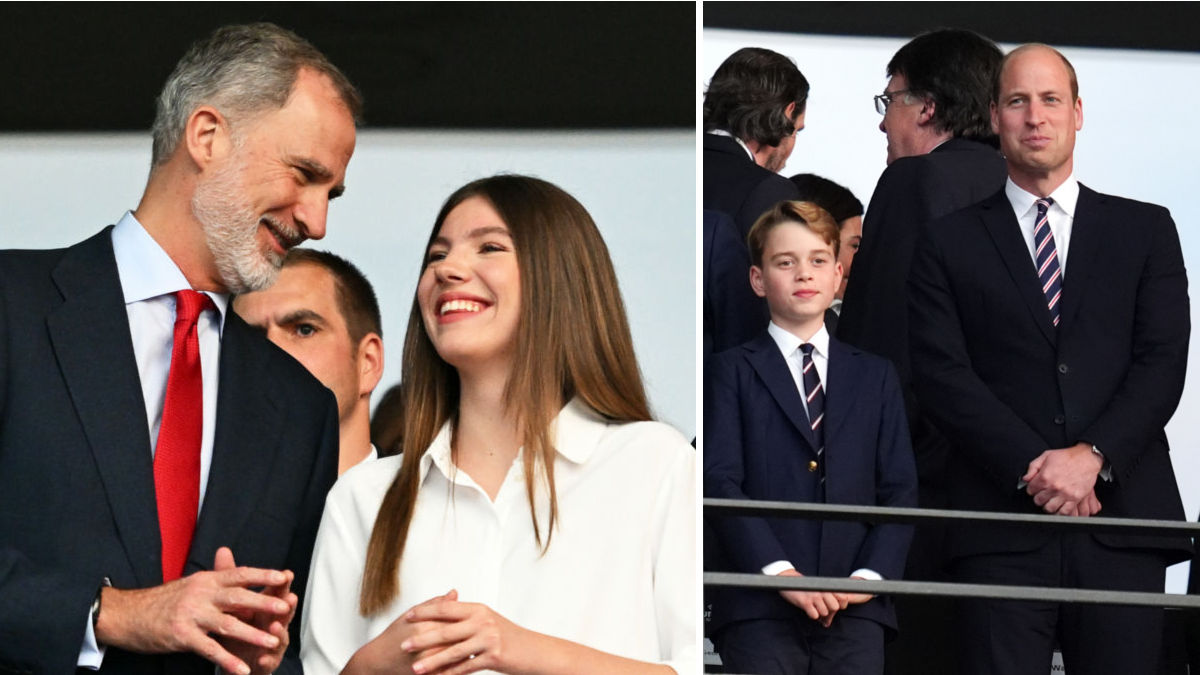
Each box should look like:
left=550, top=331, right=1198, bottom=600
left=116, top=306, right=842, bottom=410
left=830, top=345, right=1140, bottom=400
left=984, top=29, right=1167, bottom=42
left=705, top=2, right=1200, bottom=53
left=0, top=2, right=695, bottom=131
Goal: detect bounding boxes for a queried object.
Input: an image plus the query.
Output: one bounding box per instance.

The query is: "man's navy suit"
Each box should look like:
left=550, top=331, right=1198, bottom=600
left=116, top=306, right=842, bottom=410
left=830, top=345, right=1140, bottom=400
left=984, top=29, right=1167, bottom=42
left=0, top=228, right=339, bottom=674
left=836, top=136, right=1006, bottom=674
left=909, top=185, right=1191, bottom=671
left=704, top=333, right=917, bottom=639
left=703, top=133, right=800, bottom=241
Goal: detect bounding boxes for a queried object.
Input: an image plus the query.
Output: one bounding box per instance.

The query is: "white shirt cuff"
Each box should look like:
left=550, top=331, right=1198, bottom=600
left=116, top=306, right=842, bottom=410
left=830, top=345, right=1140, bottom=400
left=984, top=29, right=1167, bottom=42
left=762, top=560, right=796, bottom=576
left=77, top=609, right=105, bottom=669
left=850, top=568, right=882, bottom=581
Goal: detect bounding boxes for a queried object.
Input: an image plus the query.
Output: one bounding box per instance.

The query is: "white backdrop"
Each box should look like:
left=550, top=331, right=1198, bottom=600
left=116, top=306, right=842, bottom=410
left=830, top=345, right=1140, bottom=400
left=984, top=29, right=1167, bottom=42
left=705, top=28, right=1200, bottom=592
left=0, top=128, right=696, bottom=438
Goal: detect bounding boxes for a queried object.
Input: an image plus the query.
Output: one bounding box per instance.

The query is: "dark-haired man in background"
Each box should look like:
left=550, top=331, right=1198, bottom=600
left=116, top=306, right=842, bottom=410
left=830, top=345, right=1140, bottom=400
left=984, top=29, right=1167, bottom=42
left=833, top=29, right=1007, bottom=675
left=234, top=249, right=385, bottom=475
left=0, top=23, right=357, bottom=674
left=703, top=46, right=808, bottom=241
left=702, top=47, right=809, bottom=356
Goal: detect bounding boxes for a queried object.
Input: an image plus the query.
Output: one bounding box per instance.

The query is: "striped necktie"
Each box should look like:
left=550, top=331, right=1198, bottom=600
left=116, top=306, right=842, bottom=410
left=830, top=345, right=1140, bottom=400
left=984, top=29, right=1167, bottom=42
left=799, top=343, right=825, bottom=485
left=1034, top=197, right=1063, bottom=327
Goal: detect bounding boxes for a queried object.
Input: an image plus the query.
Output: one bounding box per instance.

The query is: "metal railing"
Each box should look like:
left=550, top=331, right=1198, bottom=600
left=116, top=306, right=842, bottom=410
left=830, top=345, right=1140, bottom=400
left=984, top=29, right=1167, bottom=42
left=703, top=498, right=1200, bottom=671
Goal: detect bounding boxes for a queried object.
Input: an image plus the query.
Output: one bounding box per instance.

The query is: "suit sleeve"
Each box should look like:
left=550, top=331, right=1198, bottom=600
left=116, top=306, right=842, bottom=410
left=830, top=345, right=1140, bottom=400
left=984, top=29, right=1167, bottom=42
left=851, top=363, right=917, bottom=580
left=704, top=211, right=767, bottom=357
left=278, top=392, right=340, bottom=675
left=908, top=221, right=1049, bottom=491
left=0, top=268, right=102, bottom=673
left=1079, top=207, right=1189, bottom=478
left=703, top=352, right=791, bottom=572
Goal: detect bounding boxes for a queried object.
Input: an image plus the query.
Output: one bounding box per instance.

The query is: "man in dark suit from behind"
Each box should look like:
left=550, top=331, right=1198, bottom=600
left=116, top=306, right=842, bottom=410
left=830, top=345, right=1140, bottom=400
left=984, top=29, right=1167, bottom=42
left=703, top=47, right=807, bottom=242
left=0, top=23, right=358, bottom=674
left=909, top=44, right=1190, bottom=675
left=833, top=30, right=1006, bottom=674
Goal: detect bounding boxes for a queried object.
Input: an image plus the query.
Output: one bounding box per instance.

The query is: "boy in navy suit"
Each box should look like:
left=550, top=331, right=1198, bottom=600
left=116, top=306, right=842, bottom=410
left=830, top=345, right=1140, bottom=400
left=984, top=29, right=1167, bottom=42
left=705, top=201, right=918, bottom=675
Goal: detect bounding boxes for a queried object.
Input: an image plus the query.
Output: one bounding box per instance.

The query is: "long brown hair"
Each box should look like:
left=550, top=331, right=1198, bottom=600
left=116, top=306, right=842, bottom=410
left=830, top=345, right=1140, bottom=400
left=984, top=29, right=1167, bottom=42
left=359, top=175, right=652, bottom=615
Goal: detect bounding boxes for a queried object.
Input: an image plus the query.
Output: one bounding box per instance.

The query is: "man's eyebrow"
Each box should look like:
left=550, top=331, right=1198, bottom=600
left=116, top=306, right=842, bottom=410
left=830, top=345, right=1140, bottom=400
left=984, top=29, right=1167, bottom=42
left=278, top=308, right=326, bottom=325
left=291, top=157, right=345, bottom=199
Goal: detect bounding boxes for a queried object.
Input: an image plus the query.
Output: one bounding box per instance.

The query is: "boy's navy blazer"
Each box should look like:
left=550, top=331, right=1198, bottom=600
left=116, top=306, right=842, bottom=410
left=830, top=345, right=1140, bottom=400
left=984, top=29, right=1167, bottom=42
left=704, top=331, right=918, bottom=632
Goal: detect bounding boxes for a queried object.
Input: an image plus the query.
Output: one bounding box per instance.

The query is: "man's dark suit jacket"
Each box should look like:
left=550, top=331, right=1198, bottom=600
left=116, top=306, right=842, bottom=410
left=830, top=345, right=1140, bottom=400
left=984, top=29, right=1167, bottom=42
left=704, top=333, right=917, bottom=634
left=839, top=137, right=1006, bottom=393
left=909, top=186, right=1191, bottom=562
left=703, top=133, right=800, bottom=241
left=703, top=209, right=767, bottom=360
left=837, top=137, right=1007, bottom=518
left=0, top=228, right=340, bottom=674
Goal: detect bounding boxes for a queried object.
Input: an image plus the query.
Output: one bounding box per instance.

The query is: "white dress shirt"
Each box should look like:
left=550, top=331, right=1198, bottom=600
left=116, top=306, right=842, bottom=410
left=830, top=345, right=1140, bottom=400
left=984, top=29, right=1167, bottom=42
left=300, top=399, right=697, bottom=674
left=1006, top=175, right=1079, bottom=276
left=79, top=212, right=228, bottom=667
left=761, top=321, right=881, bottom=581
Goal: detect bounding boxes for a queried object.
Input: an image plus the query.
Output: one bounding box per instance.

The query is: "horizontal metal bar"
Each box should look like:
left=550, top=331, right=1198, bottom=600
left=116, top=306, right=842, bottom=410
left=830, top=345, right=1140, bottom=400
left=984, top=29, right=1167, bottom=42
left=704, top=498, right=1200, bottom=537
left=704, top=572, right=1200, bottom=609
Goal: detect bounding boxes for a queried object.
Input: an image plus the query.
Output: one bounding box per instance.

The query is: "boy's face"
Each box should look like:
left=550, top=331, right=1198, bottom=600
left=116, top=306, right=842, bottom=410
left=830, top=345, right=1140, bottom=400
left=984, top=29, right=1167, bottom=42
left=750, top=221, right=842, bottom=338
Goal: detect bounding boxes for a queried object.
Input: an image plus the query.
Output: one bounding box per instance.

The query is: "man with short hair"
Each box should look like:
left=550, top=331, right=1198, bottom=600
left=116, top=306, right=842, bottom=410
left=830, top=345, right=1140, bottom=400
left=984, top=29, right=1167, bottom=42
left=832, top=32, right=1008, bottom=673
left=703, top=46, right=808, bottom=240
left=234, top=249, right=384, bottom=475
left=909, top=44, right=1190, bottom=675
left=0, top=23, right=358, bottom=674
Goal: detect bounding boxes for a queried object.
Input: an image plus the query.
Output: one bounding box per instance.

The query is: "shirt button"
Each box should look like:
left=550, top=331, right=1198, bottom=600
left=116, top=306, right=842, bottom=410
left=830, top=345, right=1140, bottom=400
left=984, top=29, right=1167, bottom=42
left=1058, top=363, right=1069, bottom=374
left=1054, top=415, right=1065, bottom=425
left=808, top=460, right=819, bottom=472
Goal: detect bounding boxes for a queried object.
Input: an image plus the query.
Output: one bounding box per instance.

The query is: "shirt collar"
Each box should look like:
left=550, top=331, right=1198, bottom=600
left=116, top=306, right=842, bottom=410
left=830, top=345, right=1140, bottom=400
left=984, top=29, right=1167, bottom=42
left=767, top=321, right=830, bottom=360
left=1005, top=174, right=1079, bottom=221
left=110, top=211, right=229, bottom=332
left=417, top=397, right=609, bottom=484
left=709, top=129, right=755, bottom=162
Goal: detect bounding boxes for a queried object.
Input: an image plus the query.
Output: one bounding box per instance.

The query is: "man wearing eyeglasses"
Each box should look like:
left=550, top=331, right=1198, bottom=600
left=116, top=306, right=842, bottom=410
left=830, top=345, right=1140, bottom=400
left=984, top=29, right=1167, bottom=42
left=834, top=28, right=1007, bottom=675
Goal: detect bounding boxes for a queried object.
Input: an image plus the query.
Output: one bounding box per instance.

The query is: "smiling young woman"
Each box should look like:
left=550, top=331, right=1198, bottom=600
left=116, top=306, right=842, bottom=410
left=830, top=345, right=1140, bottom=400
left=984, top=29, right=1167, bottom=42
left=300, top=174, right=697, bottom=675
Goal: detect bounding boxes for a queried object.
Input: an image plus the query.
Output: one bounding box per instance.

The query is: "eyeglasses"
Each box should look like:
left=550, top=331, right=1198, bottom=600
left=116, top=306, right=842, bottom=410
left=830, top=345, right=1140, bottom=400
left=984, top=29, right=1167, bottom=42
left=874, top=89, right=914, bottom=115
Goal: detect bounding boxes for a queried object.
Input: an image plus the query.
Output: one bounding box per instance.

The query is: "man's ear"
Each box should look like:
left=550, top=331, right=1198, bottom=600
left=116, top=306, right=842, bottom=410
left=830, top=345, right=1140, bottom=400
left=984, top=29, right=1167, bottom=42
left=183, top=105, right=234, bottom=169
left=917, top=97, right=937, bottom=126
left=355, top=332, right=384, bottom=398
left=749, top=265, right=767, bottom=298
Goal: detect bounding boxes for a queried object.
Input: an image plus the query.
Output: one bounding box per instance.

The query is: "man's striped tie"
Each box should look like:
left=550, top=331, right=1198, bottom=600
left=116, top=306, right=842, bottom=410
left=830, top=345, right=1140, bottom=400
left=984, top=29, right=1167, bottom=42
left=1034, top=197, right=1063, bottom=327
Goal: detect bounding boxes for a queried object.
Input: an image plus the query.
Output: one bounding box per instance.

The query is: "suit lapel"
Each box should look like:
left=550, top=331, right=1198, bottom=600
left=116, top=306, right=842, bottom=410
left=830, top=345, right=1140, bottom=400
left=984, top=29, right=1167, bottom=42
left=1057, top=185, right=1103, bottom=329
left=188, top=313, right=284, bottom=572
left=745, top=333, right=816, bottom=451
left=979, top=193, right=1057, bottom=346
left=46, top=229, right=163, bottom=586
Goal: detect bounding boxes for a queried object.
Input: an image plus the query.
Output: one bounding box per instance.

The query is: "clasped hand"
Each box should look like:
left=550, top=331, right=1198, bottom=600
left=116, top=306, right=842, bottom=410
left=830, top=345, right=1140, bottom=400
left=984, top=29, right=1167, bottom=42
left=1022, top=442, right=1104, bottom=517
left=775, top=569, right=873, bottom=628
left=400, top=590, right=529, bottom=675
left=95, top=546, right=296, bottom=675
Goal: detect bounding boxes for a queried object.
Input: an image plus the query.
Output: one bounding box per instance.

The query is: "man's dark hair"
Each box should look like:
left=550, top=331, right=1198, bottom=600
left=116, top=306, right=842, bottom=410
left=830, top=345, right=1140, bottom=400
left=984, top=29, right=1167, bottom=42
left=788, top=173, right=864, bottom=225
left=887, top=28, right=1002, bottom=142
left=284, top=248, right=381, bottom=345
left=704, top=47, right=809, bottom=146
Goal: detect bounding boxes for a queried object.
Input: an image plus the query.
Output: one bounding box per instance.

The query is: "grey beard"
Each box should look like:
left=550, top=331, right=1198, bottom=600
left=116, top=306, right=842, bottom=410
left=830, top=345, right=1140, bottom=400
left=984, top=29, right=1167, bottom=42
left=192, top=165, right=281, bottom=293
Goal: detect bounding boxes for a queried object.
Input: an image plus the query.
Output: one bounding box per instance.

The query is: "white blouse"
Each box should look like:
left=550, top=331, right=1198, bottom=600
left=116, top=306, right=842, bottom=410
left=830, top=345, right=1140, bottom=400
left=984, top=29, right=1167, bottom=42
left=300, top=399, right=697, bottom=674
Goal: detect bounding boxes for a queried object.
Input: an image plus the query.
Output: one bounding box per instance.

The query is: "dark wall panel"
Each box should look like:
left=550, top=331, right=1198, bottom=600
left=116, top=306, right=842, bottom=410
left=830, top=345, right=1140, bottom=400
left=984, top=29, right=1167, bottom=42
left=704, top=2, right=1200, bottom=53
left=1, top=2, right=695, bottom=131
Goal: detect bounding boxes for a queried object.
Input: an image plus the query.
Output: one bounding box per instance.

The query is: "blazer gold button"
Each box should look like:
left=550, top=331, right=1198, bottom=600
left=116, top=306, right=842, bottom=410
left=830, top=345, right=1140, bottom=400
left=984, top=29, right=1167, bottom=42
left=808, top=460, right=819, bottom=472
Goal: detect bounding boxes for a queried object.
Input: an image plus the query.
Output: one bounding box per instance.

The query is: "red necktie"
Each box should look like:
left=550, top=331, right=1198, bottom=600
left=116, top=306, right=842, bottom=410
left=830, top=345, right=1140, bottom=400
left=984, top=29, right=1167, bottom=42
left=154, top=290, right=213, bottom=582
